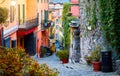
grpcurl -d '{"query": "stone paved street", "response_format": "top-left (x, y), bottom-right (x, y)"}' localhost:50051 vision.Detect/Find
top-left (34, 54), bottom-right (119, 76)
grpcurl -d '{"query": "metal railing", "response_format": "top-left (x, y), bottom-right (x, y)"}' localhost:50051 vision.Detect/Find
top-left (18, 17), bottom-right (38, 30)
top-left (41, 20), bottom-right (51, 31)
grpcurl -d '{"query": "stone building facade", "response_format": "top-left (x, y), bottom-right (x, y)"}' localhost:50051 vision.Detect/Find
top-left (79, 0), bottom-right (104, 58)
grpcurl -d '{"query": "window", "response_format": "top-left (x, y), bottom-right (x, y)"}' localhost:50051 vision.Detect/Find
top-left (56, 25), bottom-right (59, 29)
top-left (18, 4), bottom-right (20, 24)
top-left (12, 40), bottom-right (16, 48)
top-left (44, 10), bottom-right (48, 22)
top-left (23, 4), bottom-right (25, 23)
top-left (56, 34), bottom-right (59, 40)
top-left (56, 12), bottom-right (59, 16)
top-left (41, 10), bottom-right (43, 23)
top-left (20, 38), bottom-right (23, 46)
top-left (56, 19), bottom-right (59, 24)
top-left (10, 6), bottom-right (14, 22)
top-left (37, 0), bottom-right (39, 3)
top-left (37, 13), bottom-right (39, 23)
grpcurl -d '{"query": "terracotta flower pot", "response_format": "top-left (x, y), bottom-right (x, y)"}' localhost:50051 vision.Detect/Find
top-left (61, 59), bottom-right (68, 64)
top-left (40, 54), bottom-right (44, 58)
top-left (92, 61), bottom-right (101, 71)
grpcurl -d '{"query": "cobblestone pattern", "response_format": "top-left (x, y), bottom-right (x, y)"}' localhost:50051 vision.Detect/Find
top-left (35, 54), bottom-right (118, 76)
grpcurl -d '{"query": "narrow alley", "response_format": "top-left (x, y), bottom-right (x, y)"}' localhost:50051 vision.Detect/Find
top-left (35, 54), bottom-right (118, 76)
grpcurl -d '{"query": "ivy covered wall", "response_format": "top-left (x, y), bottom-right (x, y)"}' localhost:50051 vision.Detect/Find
top-left (79, 0), bottom-right (120, 58)
top-left (79, 0), bottom-right (104, 58)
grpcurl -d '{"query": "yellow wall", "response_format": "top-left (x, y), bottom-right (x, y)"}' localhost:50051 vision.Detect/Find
top-left (48, 11), bottom-right (52, 21)
top-left (26, 0), bottom-right (37, 19)
top-left (17, 0), bottom-right (26, 23)
top-left (0, 0), bottom-right (26, 30)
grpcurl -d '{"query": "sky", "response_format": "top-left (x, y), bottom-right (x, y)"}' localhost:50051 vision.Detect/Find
top-left (54, 0), bottom-right (69, 3)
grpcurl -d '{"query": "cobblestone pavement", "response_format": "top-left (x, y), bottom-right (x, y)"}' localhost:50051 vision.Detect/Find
top-left (34, 54), bottom-right (119, 76)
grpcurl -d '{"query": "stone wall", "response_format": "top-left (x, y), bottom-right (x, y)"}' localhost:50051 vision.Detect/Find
top-left (79, 0), bottom-right (104, 58)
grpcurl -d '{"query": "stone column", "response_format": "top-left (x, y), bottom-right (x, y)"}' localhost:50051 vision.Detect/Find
top-left (69, 28), bottom-right (74, 63)
top-left (73, 29), bottom-right (80, 62)
top-left (69, 28), bottom-right (80, 63)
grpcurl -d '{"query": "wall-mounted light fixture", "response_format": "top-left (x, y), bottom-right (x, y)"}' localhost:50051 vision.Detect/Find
top-left (10, 0), bottom-right (16, 6)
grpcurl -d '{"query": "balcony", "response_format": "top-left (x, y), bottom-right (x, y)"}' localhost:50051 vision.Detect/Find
top-left (18, 17), bottom-right (38, 30)
top-left (41, 20), bottom-right (51, 31)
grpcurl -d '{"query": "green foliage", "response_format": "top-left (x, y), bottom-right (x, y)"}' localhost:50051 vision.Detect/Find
top-left (40, 46), bottom-right (46, 54)
top-left (98, 0), bottom-right (120, 53)
top-left (0, 47), bottom-right (59, 76)
top-left (85, 56), bottom-right (92, 65)
top-left (85, 0), bottom-right (97, 30)
top-left (90, 45), bottom-right (102, 61)
top-left (0, 7), bottom-right (8, 24)
top-left (56, 50), bottom-right (69, 60)
top-left (62, 3), bottom-right (71, 49)
top-left (62, 3), bottom-right (71, 21)
top-left (91, 0), bottom-right (97, 29)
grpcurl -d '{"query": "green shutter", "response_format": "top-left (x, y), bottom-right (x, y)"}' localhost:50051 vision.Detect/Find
top-left (44, 10), bottom-right (48, 22)
top-left (23, 4), bottom-right (25, 23)
top-left (10, 6), bottom-right (12, 23)
top-left (18, 4), bottom-right (20, 24)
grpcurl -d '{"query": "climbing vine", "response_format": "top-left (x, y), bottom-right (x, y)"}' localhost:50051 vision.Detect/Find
top-left (85, 0), bottom-right (97, 30)
top-left (62, 3), bottom-right (71, 49)
top-left (91, 0), bottom-right (97, 29)
top-left (98, 0), bottom-right (120, 53)
top-left (84, 0), bottom-right (120, 53)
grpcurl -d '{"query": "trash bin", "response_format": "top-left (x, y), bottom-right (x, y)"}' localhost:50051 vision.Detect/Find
top-left (101, 51), bottom-right (113, 72)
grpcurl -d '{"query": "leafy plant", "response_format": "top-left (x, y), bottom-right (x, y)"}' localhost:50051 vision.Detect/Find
top-left (0, 7), bottom-right (8, 24)
top-left (98, 0), bottom-right (120, 54)
top-left (56, 50), bottom-right (69, 60)
top-left (90, 45), bottom-right (102, 61)
top-left (40, 46), bottom-right (46, 55)
top-left (0, 47), bottom-right (59, 76)
top-left (62, 3), bottom-right (71, 49)
top-left (85, 0), bottom-right (97, 30)
top-left (85, 56), bottom-right (92, 65)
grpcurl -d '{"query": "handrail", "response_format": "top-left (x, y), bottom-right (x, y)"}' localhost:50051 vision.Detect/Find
top-left (18, 17), bottom-right (38, 30)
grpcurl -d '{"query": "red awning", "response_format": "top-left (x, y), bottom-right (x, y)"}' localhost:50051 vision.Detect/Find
top-left (17, 27), bottom-right (37, 36)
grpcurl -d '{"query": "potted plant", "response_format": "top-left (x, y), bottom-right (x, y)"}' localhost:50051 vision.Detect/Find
top-left (56, 50), bottom-right (69, 64)
top-left (90, 45), bottom-right (102, 71)
top-left (40, 46), bottom-right (46, 58)
top-left (85, 56), bottom-right (92, 65)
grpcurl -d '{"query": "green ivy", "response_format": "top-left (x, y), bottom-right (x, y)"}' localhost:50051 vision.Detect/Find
top-left (62, 3), bottom-right (71, 49)
top-left (91, 0), bottom-right (97, 29)
top-left (85, 0), bottom-right (97, 30)
top-left (98, 0), bottom-right (120, 53)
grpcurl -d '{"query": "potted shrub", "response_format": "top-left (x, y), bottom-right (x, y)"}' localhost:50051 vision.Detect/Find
top-left (40, 46), bottom-right (46, 58)
top-left (56, 50), bottom-right (69, 64)
top-left (90, 45), bottom-right (102, 71)
top-left (0, 47), bottom-right (59, 76)
top-left (85, 56), bottom-right (92, 65)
